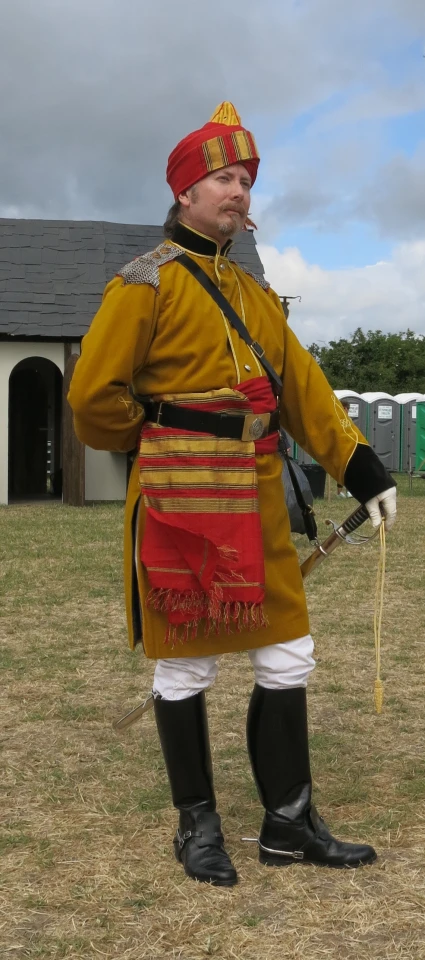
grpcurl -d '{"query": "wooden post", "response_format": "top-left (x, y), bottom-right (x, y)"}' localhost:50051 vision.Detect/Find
top-left (62, 344), bottom-right (85, 506)
top-left (280, 297), bottom-right (289, 319)
top-left (327, 472), bottom-right (331, 501)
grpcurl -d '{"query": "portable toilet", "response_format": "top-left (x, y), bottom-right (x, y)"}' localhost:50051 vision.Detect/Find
top-left (334, 390), bottom-right (368, 438)
top-left (361, 393), bottom-right (400, 471)
top-left (280, 429), bottom-right (296, 459)
top-left (416, 401), bottom-right (425, 471)
top-left (295, 446), bottom-right (314, 466)
top-left (394, 393), bottom-right (425, 472)
top-left (297, 390), bottom-right (366, 463)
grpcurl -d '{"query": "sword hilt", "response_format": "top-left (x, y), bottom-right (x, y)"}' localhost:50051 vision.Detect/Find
top-left (339, 504), bottom-right (369, 535)
top-left (328, 503), bottom-right (378, 546)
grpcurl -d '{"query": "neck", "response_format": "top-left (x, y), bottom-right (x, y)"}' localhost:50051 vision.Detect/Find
top-left (170, 221), bottom-right (234, 257)
top-left (178, 216), bottom-right (236, 249)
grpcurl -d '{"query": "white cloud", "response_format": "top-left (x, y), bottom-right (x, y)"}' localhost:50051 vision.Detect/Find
top-left (356, 146), bottom-right (425, 239)
top-left (258, 240), bottom-right (425, 345)
top-left (0, 0), bottom-right (423, 228)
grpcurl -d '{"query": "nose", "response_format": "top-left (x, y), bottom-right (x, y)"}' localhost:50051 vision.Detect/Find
top-left (230, 180), bottom-right (245, 201)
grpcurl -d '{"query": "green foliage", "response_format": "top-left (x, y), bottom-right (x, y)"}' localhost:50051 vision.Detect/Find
top-left (308, 328), bottom-right (425, 393)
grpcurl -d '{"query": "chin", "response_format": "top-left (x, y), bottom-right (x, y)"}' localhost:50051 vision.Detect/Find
top-left (217, 219), bottom-right (240, 237)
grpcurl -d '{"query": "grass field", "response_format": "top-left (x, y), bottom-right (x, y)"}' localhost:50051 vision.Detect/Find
top-left (1, 475), bottom-right (425, 959)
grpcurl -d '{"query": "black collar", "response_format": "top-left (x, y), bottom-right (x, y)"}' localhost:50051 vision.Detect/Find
top-left (171, 221), bottom-right (233, 257)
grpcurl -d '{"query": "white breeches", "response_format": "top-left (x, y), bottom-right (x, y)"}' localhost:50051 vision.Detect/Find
top-left (153, 635), bottom-right (315, 701)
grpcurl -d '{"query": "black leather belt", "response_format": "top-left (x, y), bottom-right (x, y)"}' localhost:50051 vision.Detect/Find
top-left (141, 399), bottom-right (280, 442)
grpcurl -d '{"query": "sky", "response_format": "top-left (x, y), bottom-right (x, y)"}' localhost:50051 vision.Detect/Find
top-left (1, 0), bottom-right (424, 346)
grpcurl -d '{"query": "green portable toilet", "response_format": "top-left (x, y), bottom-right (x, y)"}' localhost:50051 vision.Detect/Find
top-left (416, 402), bottom-right (425, 471)
top-left (394, 393), bottom-right (425, 471)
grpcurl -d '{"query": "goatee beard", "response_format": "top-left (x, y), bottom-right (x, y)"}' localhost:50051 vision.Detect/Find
top-left (217, 218), bottom-right (242, 237)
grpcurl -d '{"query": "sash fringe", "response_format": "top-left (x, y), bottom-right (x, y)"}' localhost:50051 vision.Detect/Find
top-left (146, 586), bottom-right (269, 646)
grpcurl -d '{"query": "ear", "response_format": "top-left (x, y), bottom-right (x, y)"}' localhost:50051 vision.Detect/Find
top-left (178, 190), bottom-right (191, 209)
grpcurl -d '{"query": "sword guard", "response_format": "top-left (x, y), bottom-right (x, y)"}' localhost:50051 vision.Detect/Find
top-left (325, 518), bottom-right (379, 545)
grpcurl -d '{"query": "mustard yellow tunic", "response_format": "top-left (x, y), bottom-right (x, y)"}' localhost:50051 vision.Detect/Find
top-left (68, 226), bottom-right (365, 659)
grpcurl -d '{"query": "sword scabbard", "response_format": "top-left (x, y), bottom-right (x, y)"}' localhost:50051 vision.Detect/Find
top-left (113, 694), bottom-right (154, 732)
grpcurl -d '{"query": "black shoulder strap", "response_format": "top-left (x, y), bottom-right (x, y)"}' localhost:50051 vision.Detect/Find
top-left (179, 253), bottom-right (283, 397)
top-left (178, 253), bottom-right (317, 542)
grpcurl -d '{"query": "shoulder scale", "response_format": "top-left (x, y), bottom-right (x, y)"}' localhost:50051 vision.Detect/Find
top-left (118, 242), bottom-right (184, 290)
top-left (229, 259), bottom-right (270, 292)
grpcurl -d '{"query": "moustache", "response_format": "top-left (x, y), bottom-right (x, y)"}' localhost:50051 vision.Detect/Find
top-left (219, 206), bottom-right (245, 216)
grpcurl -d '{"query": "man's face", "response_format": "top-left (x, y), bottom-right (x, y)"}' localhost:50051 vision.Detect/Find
top-left (178, 163), bottom-right (251, 244)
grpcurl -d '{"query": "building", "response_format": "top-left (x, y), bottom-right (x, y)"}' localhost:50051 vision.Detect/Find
top-left (0, 219), bottom-right (266, 505)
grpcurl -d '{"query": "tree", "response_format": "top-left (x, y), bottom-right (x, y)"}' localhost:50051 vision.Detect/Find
top-left (308, 329), bottom-right (425, 394)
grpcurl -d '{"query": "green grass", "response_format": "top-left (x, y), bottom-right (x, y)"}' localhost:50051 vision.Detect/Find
top-left (1, 487), bottom-right (425, 959)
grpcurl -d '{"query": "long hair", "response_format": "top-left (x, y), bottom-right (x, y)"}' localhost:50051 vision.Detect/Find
top-left (163, 200), bottom-right (181, 238)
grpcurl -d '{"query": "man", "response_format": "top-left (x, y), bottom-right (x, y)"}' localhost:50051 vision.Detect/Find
top-left (68, 103), bottom-right (396, 888)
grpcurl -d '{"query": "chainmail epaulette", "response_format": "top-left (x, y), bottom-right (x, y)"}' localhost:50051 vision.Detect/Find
top-left (229, 260), bottom-right (270, 292)
top-left (118, 242), bottom-right (185, 290)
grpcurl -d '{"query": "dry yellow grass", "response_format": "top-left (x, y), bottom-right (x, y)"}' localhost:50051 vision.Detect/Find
top-left (1, 477), bottom-right (425, 959)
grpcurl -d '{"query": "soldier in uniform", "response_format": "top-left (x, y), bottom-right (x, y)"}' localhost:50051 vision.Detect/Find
top-left (68, 103), bottom-right (396, 887)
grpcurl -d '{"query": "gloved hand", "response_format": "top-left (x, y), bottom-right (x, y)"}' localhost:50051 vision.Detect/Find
top-left (365, 487), bottom-right (397, 531)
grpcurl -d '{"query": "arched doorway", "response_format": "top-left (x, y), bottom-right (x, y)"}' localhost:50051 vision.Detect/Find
top-left (8, 357), bottom-right (63, 501)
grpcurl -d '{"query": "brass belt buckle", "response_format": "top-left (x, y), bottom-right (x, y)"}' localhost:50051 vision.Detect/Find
top-left (241, 412), bottom-right (271, 442)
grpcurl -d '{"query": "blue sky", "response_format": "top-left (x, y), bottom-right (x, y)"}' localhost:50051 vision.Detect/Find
top-left (0, 0), bottom-right (424, 343)
top-left (253, 65), bottom-right (425, 269)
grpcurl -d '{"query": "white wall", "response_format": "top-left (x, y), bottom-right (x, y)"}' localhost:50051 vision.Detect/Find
top-left (2, 340), bottom-right (128, 504)
top-left (85, 448), bottom-right (127, 501)
top-left (0, 341), bottom-right (64, 505)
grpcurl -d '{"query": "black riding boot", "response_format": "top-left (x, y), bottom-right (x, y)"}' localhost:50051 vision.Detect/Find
top-left (154, 691), bottom-right (237, 886)
top-left (247, 685), bottom-right (376, 868)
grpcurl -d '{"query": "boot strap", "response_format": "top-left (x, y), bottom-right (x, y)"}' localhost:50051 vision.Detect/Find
top-left (176, 827), bottom-right (224, 851)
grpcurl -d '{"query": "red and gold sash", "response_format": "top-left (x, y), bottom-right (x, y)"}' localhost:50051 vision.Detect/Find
top-left (139, 377), bottom-right (279, 645)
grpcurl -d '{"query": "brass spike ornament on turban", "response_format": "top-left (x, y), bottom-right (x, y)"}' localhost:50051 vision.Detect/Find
top-left (166, 102), bottom-right (260, 200)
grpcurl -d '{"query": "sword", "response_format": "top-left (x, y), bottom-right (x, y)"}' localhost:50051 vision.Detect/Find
top-left (300, 503), bottom-right (371, 579)
top-left (113, 693), bottom-right (154, 732)
top-left (113, 504), bottom-right (373, 731)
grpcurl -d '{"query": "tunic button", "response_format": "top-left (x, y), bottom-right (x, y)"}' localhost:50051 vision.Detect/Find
top-left (244, 364), bottom-right (251, 371)
top-left (219, 263), bottom-right (226, 271)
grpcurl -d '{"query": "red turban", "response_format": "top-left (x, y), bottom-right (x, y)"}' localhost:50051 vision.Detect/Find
top-left (166, 102), bottom-right (260, 200)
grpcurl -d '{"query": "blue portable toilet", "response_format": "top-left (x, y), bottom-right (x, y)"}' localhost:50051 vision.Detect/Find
top-left (361, 393), bottom-right (400, 472)
top-left (394, 393), bottom-right (425, 472)
top-left (334, 390), bottom-right (368, 439)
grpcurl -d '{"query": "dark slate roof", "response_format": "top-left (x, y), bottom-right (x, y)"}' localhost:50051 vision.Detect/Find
top-left (0, 219), bottom-right (265, 339)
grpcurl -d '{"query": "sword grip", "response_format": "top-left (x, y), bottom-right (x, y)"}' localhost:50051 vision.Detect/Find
top-left (340, 504), bottom-right (369, 535)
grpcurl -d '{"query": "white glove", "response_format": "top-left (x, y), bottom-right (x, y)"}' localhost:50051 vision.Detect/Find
top-left (365, 487), bottom-right (397, 531)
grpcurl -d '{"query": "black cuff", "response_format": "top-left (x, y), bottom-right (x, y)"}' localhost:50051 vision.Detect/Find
top-left (344, 443), bottom-right (396, 503)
